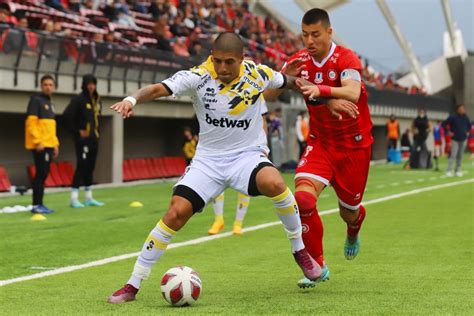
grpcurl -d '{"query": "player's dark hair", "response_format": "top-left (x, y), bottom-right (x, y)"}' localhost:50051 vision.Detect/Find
top-left (40, 74), bottom-right (55, 85)
top-left (302, 8), bottom-right (331, 27)
top-left (212, 32), bottom-right (244, 56)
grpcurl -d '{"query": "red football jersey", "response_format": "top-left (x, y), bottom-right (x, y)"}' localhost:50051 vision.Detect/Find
top-left (285, 43), bottom-right (373, 149)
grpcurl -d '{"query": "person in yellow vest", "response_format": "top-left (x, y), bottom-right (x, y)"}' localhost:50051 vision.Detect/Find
top-left (296, 110), bottom-right (309, 158)
top-left (25, 74), bottom-right (59, 214)
top-left (182, 126), bottom-right (197, 165)
top-left (386, 114), bottom-right (400, 150)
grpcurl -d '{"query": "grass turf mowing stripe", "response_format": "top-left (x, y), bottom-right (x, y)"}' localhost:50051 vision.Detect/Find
top-left (0, 178), bottom-right (472, 287)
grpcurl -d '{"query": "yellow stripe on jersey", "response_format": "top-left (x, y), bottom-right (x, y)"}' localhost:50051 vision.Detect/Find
top-left (256, 64), bottom-right (274, 81)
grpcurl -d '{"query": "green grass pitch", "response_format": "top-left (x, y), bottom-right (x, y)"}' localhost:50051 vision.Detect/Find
top-left (0, 157), bottom-right (472, 314)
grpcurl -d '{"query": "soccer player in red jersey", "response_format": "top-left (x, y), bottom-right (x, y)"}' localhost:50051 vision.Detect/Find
top-left (265, 8), bottom-right (373, 288)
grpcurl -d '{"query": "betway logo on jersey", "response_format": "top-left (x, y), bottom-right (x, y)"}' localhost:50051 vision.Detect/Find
top-left (205, 113), bottom-right (251, 130)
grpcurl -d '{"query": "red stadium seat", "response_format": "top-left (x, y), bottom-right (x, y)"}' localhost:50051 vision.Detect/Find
top-left (48, 162), bottom-right (64, 186)
top-left (123, 160), bottom-right (132, 181)
top-left (27, 165), bottom-right (56, 187)
top-left (0, 166), bottom-right (12, 192)
top-left (151, 157), bottom-right (168, 178)
top-left (162, 157), bottom-right (186, 177)
top-left (57, 161), bottom-right (74, 186)
top-left (156, 157), bottom-right (174, 178)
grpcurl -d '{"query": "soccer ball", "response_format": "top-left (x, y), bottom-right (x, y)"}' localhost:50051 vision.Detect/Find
top-left (160, 266), bottom-right (202, 306)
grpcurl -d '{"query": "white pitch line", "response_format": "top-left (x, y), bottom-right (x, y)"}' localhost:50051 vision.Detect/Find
top-left (390, 182), bottom-right (400, 186)
top-left (1, 178), bottom-right (472, 287)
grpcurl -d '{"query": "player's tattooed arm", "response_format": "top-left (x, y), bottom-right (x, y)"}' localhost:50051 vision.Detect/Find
top-left (110, 83), bottom-right (171, 118)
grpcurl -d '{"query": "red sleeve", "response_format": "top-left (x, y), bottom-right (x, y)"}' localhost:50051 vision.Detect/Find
top-left (338, 48), bottom-right (361, 72)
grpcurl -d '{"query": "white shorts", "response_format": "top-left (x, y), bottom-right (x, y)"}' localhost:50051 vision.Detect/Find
top-left (174, 150), bottom-right (273, 211)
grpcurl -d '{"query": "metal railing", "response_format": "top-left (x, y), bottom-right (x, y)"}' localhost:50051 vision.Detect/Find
top-left (0, 25), bottom-right (199, 93)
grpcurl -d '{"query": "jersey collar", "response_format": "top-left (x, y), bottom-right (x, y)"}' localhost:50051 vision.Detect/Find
top-left (311, 42), bottom-right (336, 68)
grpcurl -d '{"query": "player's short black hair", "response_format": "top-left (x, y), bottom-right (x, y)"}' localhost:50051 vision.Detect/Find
top-left (302, 8), bottom-right (331, 27)
top-left (40, 74), bottom-right (55, 85)
top-left (212, 32), bottom-right (244, 56)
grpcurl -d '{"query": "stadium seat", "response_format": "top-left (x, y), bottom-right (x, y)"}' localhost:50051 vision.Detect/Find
top-left (151, 157), bottom-right (168, 178)
top-left (163, 157), bottom-right (186, 177)
top-left (27, 165), bottom-right (56, 187)
top-left (48, 162), bottom-right (65, 186)
top-left (122, 160), bottom-right (132, 182)
top-left (156, 157), bottom-right (174, 178)
top-left (57, 161), bottom-right (74, 186)
top-left (0, 166), bottom-right (12, 192)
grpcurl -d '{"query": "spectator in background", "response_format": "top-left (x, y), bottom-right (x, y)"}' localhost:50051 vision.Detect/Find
top-left (63, 74), bottom-right (104, 208)
top-left (386, 114), bottom-right (400, 150)
top-left (401, 128), bottom-right (411, 153)
top-left (432, 120), bottom-right (444, 171)
top-left (45, 0), bottom-right (67, 12)
top-left (53, 21), bottom-right (70, 37)
top-left (401, 128), bottom-right (411, 170)
top-left (412, 108), bottom-right (431, 153)
top-left (444, 122), bottom-right (452, 157)
top-left (182, 126), bottom-right (197, 165)
top-left (173, 36), bottom-right (190, 57)
top-left (0, 8), bottom-right (17, 27)
top-left (116, 9), bottom-right (139, 29)
top-left (469, 123), bottom-right (474, 160)
top-left (1, 16), bottom-right (38, 55)
top-left (295, 111), bottom-right (309, 159)
top-left (25, 75), bottom-right (59, 214)
top-left (443, 104), bottom-right (471, 177)
top-left (268, 109), bottom-right (284, 168)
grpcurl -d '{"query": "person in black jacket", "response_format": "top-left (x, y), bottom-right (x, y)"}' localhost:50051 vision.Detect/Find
top-left (64, 74), bottom-right (104, 208)
top-left (443, 104), bottom-right (471, 177)
top-left (412, 108), bottom-right (431, 152)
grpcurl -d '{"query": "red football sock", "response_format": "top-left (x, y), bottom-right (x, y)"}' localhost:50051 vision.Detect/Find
top-left (347, 205), bottom-right (366, 237)
top-left (295, 191), bottom-right (324, 267)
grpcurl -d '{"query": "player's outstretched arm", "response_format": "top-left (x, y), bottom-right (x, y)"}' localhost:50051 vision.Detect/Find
top-left (110, 83), bottom-right (172, 118)
top-left (263, 58), bottom-right (306, 101)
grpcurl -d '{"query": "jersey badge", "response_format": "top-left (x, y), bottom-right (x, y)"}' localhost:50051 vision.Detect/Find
top-left (328, 70), bottom-right (338, 81)
top-left (315, 72), bottom-right (323, 84)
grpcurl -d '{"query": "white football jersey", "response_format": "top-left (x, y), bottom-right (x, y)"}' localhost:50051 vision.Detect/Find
top-left (162, 56), bottom-right (285, 157)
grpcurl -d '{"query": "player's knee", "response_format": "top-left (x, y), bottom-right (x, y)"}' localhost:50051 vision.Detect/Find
top-left (164, 199), bottom-right (193, 230)
top-left (264, 179), bottom-right (287, 197)
top-left (295, 191), bottom-right (317, 216)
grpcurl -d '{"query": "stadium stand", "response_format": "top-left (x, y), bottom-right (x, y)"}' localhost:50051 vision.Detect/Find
top-left (26, 161), bottom-right (74, 187)
top-left (0, 0), bottom-right (416, 93)
top-left (123, 156), bottom-right (187, 182)
top-left (0, 165), bottom-right (12, 192)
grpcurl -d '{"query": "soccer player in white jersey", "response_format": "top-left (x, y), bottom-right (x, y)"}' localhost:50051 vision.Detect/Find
top-left (107, 33), bottom-right (321, 304)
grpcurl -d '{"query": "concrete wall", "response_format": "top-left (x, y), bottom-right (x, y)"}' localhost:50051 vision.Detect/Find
top-left (0, 83), bottom-right (194, 186)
